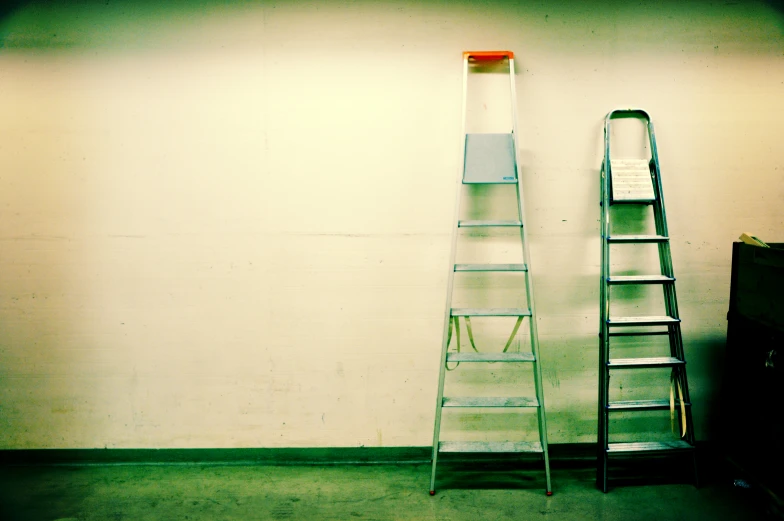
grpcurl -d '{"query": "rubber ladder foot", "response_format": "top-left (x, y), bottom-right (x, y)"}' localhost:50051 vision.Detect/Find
top-left (429, 490), bottom-right (435, 496)
top-left (546, 491), bottom-right (553, 496)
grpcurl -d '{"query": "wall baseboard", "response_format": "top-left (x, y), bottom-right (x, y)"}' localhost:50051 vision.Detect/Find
top-left (0, 442), bottom-right (717, 467)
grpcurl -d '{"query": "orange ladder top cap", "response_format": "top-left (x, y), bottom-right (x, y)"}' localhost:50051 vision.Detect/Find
top-left (463, 50), bottom-right (514, 61)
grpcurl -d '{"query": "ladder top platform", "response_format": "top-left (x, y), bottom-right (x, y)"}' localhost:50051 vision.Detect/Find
top-left (610, 159), bottom-right (655, 202)
top-left (463, 133), bottom-right (517, 184)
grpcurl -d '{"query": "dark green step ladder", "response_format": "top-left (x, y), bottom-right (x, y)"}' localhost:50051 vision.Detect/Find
top-left (598, 109), bottom-right (698, 492)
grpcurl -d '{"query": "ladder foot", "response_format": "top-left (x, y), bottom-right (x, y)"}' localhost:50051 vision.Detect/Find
top-left (546, 491), bottom-right (553, 496)
top-left (429, 490), bottom-right (435, 496)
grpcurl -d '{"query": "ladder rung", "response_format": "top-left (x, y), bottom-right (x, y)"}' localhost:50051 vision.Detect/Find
top-left (608, 356), bottom-right (685, 369)
top-left (455, 263), bottom-right (527, 272)
top-left (606, 441), bottom-right (694, 454)
top-left (464, 179), bottom-right (518, 185)
top-left (607, 275), bottom-right (675, 285)
top-left (608, 316), bottom-right (680, 327)
top-left (611, 199), bottom-right (655, 205)
top-left (439, 441), bottom-right (543, 453)
top-left (452, 308), bottom-right (531, 317)
top-left (607, 235), bottom-right (669, 243)
top-left (459, 220), bottom-right (522, 228)
top-left (609, 331), bottom-right (670, 337)
top-left (607, 399), bottom-right (690, 411)
top-left (442, 397), bottom-right (539, 408)
top-left (447, 352), bottom-right (535, 363)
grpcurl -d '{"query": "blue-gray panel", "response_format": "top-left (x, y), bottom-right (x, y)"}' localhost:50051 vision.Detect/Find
top-left (463, 133), bottom-right (517, 184)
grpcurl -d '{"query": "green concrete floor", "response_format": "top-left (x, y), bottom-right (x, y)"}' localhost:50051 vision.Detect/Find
top-left (0, 460), bottom-right (774, 520)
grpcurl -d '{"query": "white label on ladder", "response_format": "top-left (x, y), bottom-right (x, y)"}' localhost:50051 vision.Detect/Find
top-left (610, 159), bottom-right (655, 202)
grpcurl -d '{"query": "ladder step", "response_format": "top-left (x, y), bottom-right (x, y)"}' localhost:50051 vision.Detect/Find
top-left (439, 441), bottom-right (543, 453)
top-left (607, 275), bottom-right (675, 285)
top-left (611, 199), bottom-right (656, 205)
top-left (455, 263), bottom-right (527, 272)
top-left (608, 356), bottom-right (685, 369)
top-left (459, 220), bottom-right (522, 228)
top-left (609, 331), bottom-right (670, 337)
top-left (610, 159), bottom-right (656, 203)
top-left (447, 352), bottom-right (535, 363)
top-left (607, 234), bottom-right (669, 243)
top-left (606, 441), bottom-right (694, 454)
top-left (452, 308), bottom-right (531, 317)
top-left (607, 399), bottom-right (690, 411)
top-left (608, 316), bottom-right (680, 327)
top-left (443, 396), bottom-right (539, 408)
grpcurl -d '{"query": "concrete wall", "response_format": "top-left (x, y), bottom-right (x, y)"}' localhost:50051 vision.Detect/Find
top-left (0, 0), bottom-right (782, 449)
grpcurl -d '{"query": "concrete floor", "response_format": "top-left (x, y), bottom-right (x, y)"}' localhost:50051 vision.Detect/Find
top-left (0, 460), bottom-right (775, 521)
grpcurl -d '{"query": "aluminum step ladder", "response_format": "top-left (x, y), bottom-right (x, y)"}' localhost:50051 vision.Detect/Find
top-left (429, 50), bottom-right (551, 496)
top-left (598, 109), bottom-right (698, 492)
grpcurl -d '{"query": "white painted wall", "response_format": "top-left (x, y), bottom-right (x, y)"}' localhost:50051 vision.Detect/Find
top-left (0, 0), bottom-right (782, 449)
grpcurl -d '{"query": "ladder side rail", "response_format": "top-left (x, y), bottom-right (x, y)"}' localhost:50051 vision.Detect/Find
top-left (650, 170), bottom-right (672, 277)
top-left (599, 161), bottom-right (610, 395)
top-left (509, 57), bottom-right (552, 494)
top-left (645, 118), bottom-right (694, 440)
top-left (598, 115), bottom-right (616, 491)
top-left (667, 322), bottom-right (681, 360)
top-left (601, 115), bottom-right (614, 332)
top-left (673, 332), bottom-right (697, 444)
top-left (646, 117), bottom-right (670, 241)
top-left (646, 164), bottom-right (680, 342)
top-left (647, 118), bottom-right (697, 454)
top-left (598, 161), bottom-right (611, 492)
top-left (429, 55), bottom-right (470, 494)
top-left (649, 194), bottom-right (679, 320)
top-left (647, 118), bottom-right (697, 449)
top-left (601, 120), bottom-right (614, 353)
top-left (671, 346), bottom-right (697, 449)
top-left (646, 119), bottom-right (681, 321)
top-left (648, 160), bottom-right (679, 321)
top-left (602, 115), bottom-right (616, 328)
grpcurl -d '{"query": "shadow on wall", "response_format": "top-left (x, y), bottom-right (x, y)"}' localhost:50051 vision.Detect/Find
top-left (687, 333), bottom-right (730, 449)
top-left (0, 73), bottom-right (95, 446)
top-left (762, 0), bottom-right (784, 31)
top-left (768, 0), bottom-right (784, 13)
top-left (0, 0), bottom-right (262, 48)
top-left (0, 1), bottom-right (26, 22)
top-left (4, 0), bottom-right (784, 52)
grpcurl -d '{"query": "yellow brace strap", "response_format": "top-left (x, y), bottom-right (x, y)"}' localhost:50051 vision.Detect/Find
top-left (446, 316), bottom-right (525, 370)
top-left (464, 317), bottom-right (480, 353)
top-left (670, 370), bottom-right (687, 438)
top-left (446, 317), bottom-right (461, 371)
top-left (502, 317), bottom-right (525, 353)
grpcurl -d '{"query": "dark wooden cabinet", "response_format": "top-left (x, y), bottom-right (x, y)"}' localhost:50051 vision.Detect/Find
top-left (724, 242), bottom-right (784, 496)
